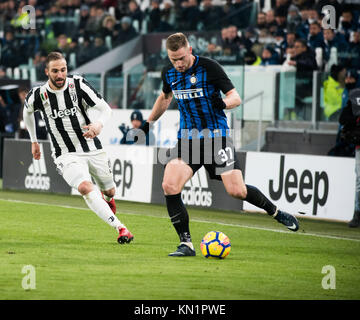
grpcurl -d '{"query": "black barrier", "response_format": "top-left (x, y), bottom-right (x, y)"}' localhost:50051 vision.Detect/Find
top-left (151, 149), bottom-right (247, 212)
top-left (0, 133), bottom-right (15, 178)
top-left (2, 139), bottom-right (71, 194)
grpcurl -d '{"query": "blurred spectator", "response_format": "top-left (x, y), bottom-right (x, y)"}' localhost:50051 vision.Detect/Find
top-left (199, 0), bottom-right (223, 31)
top-left (161, 0), bottom-right (176, 31)
top-left (308, 21), bottom-right (325, 52)
top-left (281, 45), bottom-right (296, 71)
top-left (78, 4), bottom-right (90, 37)
top-left (265, 9), bottom-right (278, 35)
top-left (84, 4), bottom-right (106, 38)
top-left (0, 30), bottom-right (24, 68)
top-left (221, 25), bottom-right (241, 56)
top-left (338, 10), bottom-right (359, 42)
top-left (32, 50), bottom-right (47, 81)
top-left (339, 87), bottom-right (360, 227)
top-left (76, 36), bottom-right (93, 66)
top-left (147, 0), bottom-right (162, 32)
top-left (256, 12), bottom-right (267, 32)
top-left (288, 38), bottom-right (318, 119)
top-left (239, 27), bottom-right (258, 51)
top-left (282, 31), bottom-right (296, 52)
top-left (119, 110), bottom-right (155, 145)
top-left (91, 36), bottom-right (109, 58)
top-left (114, 16), bottom-right (138, 47)
top-left (286, 4), bottom-right (301, 33)
top-left (179, 0), bottom-right (201, 31)
top-left (56, 34), bottom-right (74, 57)
top-left (100, 15), bottom-right (118, 41)
top-left (289, 38), bottom-right (317, 72)
top-left (0, 87), bottom-right (20, 135)
top-left (296, 6), bottom-right (310, 39)
top-left (128, 0), bottom-right (144, 31)
top-left (323, 29), bottom-right (348, 63)
top-left (274, 7), bottom-right (288, 33)
top-left (323, 64), bottom-right (346, 121)
top-left (347, 30), bottom-right (360, 71)
top-left (0, 66), bottom-right (9, 80)
top-left (225, 0), bottom-right (250, 29)
top-left (261, 45), bottom-right (280, 65)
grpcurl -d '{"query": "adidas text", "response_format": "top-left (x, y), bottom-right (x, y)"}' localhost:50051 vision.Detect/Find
top-left (181, 187), bottom-right (212, 207)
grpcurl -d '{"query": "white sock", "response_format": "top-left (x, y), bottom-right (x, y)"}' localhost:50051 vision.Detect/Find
top-left (83, 190), bottom-right (124, 230)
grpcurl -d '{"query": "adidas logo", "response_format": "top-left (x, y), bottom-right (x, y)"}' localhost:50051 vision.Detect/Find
top-left (24, 143), bottom-right (50, 190)
top-left (181, 167), bottom-right (212, 207)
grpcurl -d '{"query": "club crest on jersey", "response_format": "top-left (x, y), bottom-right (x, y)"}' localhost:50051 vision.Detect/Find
top-left (70, 91), bottom-right (77, 103)
top-left (190, 75), bottom-right (197, 84)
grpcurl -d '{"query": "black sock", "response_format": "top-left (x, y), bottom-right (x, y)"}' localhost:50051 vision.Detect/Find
top-left (165, 193), bottom-right (192, 243)
top-left (245, 184), bottom-right (277, 216)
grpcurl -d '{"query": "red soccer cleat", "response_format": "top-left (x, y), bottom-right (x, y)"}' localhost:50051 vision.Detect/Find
top-left (102, 192), bottom-right (116, 215)
top-left (117, 227), bottom-right (134, 244)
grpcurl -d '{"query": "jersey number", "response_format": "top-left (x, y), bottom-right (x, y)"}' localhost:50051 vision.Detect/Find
top-left (218, 147), bottom-right (233, 163)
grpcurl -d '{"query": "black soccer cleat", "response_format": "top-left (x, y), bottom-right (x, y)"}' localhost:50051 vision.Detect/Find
top-left (273, 210), bottom-right (299, 232)
top-left (168, 243), bottom-right (196, 257)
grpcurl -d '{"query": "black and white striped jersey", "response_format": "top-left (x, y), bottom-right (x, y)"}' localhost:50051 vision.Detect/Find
top-left (24, 75), bottom-right (106, 158)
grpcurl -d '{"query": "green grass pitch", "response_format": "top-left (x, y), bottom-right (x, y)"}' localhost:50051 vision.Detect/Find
top-left (0, 189), bottom-right (359, 300)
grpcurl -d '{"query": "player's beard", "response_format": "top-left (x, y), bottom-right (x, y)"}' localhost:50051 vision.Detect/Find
top-left (49, 75), bottom-right (66, 89)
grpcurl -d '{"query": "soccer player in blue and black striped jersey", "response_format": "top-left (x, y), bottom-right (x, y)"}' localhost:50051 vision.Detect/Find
top-left (142, 33), bottom-right (299, 256)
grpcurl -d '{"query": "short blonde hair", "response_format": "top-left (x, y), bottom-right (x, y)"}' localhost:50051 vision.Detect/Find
top-left (166, 33), bottom-right (189, 51)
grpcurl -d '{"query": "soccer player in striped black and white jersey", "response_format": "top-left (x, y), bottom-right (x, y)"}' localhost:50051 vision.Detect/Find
top-left (23, 52), bottom-right (134, 244)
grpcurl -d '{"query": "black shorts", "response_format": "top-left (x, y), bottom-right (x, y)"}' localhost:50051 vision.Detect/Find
top-left (166, 136), bottom-right (241, 180)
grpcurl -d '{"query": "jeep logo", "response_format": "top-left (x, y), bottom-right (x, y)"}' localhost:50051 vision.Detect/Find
top-left (269, 155), bottom-right (329, 215)
top-left (50, 106), bottom-right (77, 119)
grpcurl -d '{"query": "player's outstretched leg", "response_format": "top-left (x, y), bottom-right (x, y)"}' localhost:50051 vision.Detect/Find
top-left (80, 182), bottom-right (134, 243)
top-left (221, 171), bottom-right (299, 232)
top-left (245, 185), bottom-right (299, 232)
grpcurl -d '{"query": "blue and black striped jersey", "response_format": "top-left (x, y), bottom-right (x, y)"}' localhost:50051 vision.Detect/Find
top-left (161, 55), bottom-right (235, 139)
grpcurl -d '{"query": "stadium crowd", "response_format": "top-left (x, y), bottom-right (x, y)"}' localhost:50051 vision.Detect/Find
top-left (1, 0), bottom-right (360, 136)
top-left (0, 0), bottom-right (359, 71)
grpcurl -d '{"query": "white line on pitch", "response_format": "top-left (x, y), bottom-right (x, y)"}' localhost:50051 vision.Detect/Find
top-left (1, 198), bottom-right (360, 243)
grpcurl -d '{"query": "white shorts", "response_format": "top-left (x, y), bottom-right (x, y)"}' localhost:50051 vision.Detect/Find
top-left (54, 151), bottom-right (115, 191)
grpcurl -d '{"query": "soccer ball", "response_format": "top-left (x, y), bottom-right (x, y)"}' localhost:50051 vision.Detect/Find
top-left (200, 231), bottom-right (231, 259)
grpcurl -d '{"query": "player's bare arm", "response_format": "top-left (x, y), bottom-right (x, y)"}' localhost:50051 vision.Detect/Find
top-left (147, 91), bottom-right (173, 122)
top-left (223, 88), bottom-right (242, 110)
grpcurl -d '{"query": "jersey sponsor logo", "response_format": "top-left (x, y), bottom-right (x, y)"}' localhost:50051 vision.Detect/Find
top-left (50, 106), bottom-right (77, 119)
top-left (181, 167), bottom-right (212, 207)
top-left (173, 88), bottom-right (204, 100)
top-left (24, 143), bottom-right (50, 190)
